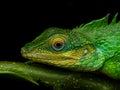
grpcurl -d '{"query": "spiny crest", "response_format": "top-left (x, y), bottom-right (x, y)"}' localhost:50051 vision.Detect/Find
top-left (74, 13), bottom-right (118, 31)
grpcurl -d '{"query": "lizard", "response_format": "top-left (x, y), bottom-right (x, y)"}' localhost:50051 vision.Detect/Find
top-left (21, 14), bottom-right (120, 80)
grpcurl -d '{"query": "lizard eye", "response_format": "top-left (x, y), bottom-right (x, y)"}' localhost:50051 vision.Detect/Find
top-left (50, 36), bottom-right (66, 51)
top-left (54, 42), bottom-right (63, 49)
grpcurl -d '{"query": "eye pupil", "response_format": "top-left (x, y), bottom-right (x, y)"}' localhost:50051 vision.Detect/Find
top-left (54, 42), bottom-right (63, 48)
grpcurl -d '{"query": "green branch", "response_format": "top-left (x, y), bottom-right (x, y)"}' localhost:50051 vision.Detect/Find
top-left (0, 61), bottom-right (119, 90)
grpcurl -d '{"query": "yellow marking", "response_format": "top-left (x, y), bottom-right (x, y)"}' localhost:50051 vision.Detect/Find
top-left (28, 45), bottom-right (95, 66)
top-left (49, 35), bottom-right (66, 47)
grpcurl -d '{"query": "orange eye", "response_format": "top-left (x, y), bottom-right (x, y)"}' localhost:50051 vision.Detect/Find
top-left (50, 36), bottom-right (66, 51)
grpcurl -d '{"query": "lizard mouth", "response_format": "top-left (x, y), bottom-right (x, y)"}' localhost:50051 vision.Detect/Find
top-left (21, 44), bottom-right (100, 69)
top-left (21, 48), bottom-right (79, 66)
top-left (21, 44), bottom-right (97, 67)
top-left (21, 46), bottom-right (80, 61)
top-left (22, 53), bottom-right (78, 61)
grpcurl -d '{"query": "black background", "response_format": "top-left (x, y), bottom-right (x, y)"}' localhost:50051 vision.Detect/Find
top-left (0, 0), bottom-right (120, 61)
top-left (0, 0), bottom-right (120, 89)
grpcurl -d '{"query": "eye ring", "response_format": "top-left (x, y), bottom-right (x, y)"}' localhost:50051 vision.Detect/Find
top-left (50, 36), bottom-right (66, 51)
top-left (52, 41), bottom-right (65, 51)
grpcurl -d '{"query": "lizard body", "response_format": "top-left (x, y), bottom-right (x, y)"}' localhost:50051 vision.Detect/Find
top-left (21, 14), bottom-right (120, 79)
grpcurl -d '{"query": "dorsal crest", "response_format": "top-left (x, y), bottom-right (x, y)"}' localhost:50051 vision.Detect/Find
top-left (74, 13), bottom-right (119, 31)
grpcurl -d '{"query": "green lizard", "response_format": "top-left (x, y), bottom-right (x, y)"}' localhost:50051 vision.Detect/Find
top-left (0, 14), bottom-right (119, 89)
top-left (21, 14), bottom-right (120, 80)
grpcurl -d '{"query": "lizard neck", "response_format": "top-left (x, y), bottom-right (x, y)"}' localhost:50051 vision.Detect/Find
top-left (91, 24), bottom-right (120, 60)
top-left (74, 23), bottom-right (120, 60)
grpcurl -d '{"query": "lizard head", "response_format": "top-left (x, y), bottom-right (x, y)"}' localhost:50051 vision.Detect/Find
top-left (21, 27), bottom-right (105, 71)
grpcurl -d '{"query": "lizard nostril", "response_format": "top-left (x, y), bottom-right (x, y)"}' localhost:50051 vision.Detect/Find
top-left (21, 46), bottom-right (35, 54)
top-left (21, 47), bottom-right (26, 53)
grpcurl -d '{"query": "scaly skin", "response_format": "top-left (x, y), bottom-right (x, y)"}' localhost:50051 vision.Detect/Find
top-left (21, 14), bottom-right (120, 79)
